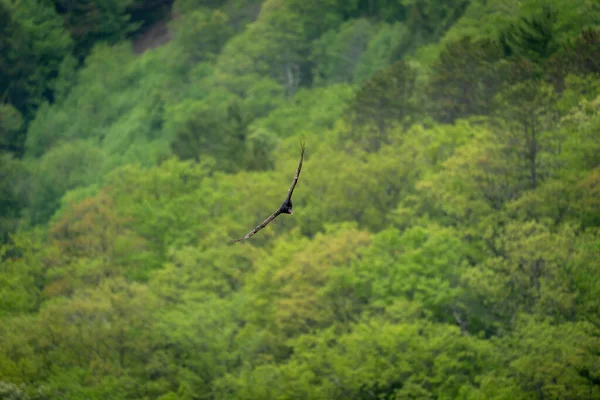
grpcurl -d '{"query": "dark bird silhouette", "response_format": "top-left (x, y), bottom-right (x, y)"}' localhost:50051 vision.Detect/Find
top-left (231, 142), bottom-right (305, 243)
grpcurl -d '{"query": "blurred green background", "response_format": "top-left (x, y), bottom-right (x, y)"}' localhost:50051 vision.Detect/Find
top-left (0, 0), bottom-right (599, 398)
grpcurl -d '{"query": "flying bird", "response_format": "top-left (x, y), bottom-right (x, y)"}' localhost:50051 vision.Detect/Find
top-left (231, 142), bottom-right (305, 243)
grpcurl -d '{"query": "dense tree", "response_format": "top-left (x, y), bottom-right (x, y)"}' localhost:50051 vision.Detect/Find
top-left (558, 90), bottom-right (600, 173)
top-left (547, 28), bottom-right (600, 91)
top-left (0, 101), bottom-right (25, 156)
top-left (353, 21), bottom-right (411, 82)
top-left (1, 0), bottom-right (599, 398)
top-left (0, 154), bottom-right (29, 243)
top-left (345, 60), bottom-right (418, 151)
top-left (26, 140), bottom-right (105, 225)
top-left (500, 4), bottom-right (559, 60)
top-left (51, 0), bottom-right (171, 58)
top-left (401, 0), bottom-right (471, 45)
top-left (427, 36), bottom-right (507, 122)
top-left (168, 100), bottom-right (243, 169)
top-left (0, 229), bottom-right (48, 314)
top-left (171, 8), bottom-right (233, 64)
top-left (0, 0), bottom-right (72, 120)
top-left (492, 80), bottom-right (560, 190)
top-left (310, 19), bottom-right (375, 86)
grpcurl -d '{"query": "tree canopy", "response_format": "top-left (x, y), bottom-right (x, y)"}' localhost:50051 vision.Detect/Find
top-left (1, 0), bottom-right (599, 398)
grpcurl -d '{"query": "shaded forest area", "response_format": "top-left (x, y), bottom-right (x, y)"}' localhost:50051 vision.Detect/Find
top-left (1, 0), bottom-right (600, 398)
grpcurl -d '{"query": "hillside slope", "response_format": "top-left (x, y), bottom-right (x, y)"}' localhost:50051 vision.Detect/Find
top-left (0, 0), bottom-right (599, 398)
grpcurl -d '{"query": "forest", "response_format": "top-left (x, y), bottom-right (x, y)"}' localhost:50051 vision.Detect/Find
top-left (1, 0), bottom-right (599, 398)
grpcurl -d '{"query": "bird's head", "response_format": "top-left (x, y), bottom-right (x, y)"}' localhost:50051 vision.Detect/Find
top-left (280, 199), bottom-right (293, 215)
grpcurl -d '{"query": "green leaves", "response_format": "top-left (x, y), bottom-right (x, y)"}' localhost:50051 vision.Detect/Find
top-left (53, 0), bottom-right (142, 58)
top-left (167, 99), bottom-right (244, 171)
top-left (172, 9), bottom-right (233, 64)
top-left (428, 36), bottom-right (507, 122)
top-left (500, 4), bottom-right (560, 60)
top-left (353, 22), bottom-right (411, 82)
top-left (27, 140), bottom-right (105, 225)
top-left (1, 0), bottom-right (600, 398)
top-left (352, 225), bottom-right (469, 324)
top-left (488, 317), bottom-right (600, 399)
top-left (0, 0), bottom-right (72, 119)
top-left (0, 153), bottom-right (29, 242)
top-left (311, 19), bottom-right (375, 86)
top-left (345, 60), bottom-right (419, 151)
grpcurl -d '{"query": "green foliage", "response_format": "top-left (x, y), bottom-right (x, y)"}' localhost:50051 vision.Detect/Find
top-left (428, 36), bottom-right (507, 122)
top-left (558, 91), bottom-right (600, 173)
top-left (345, 60), bottom-right (419, 151)
top-left (0, 229), bottom-right (46, 315)
top-left (353, 225), bottom-right (469, 321)
top-left (487, 317), bottom-right (600, 399)
top-left (353, 21), bottom-right (411, 82)
top-left (445, 0), bottom-right (600, 46)
top-left (500, 4), bottom-right (560, 60)
top-left (1, 0), bottom-right (600, 398)
top-left (442, 0), bottom-right (522, 43)
top-left (0, 103), bottom-right (24, 155)
top-left (26, 43), bottom-right (141, 156)
top-left (101, 158), bottom-right (219, 258)
top-left (52, 0), bottom-right (147, 58)
top-left (519, 0), bottom-right (600, 42)
top-left (547, 28), bottom-right (600, 91)
top-left (250, 84), bottom-right (354, 138)
top-left (311, 18), bottom-right (375, 86)
top-left (463, 221), bottom-right (583, 324)
top-left (171, 8), bottom-right (233, 64)
top-left (215, 6), bottom-right (306, 96)
top-left (0, 154), bottom-right (29, 242)
top-left (26, 140), bottom-right (105, 226)
top-left (401, 0), bottom-right (471, 44)
top-left (245, 225), bottom-right (371, 335)
top-left (0, 0), bottom-right (72, 119)
top-left (167, 99), bottom-right (245, 171)
top-left (492, 80), bottom-right (560, 190)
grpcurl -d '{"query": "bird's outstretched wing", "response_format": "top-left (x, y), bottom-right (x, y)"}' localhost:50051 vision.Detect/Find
top-left (285, 141), bottom-right (305, 202)
top-left (230, 209), bottom-right (282, 243)
top-left (231, 142), bottom-right (306, 243)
